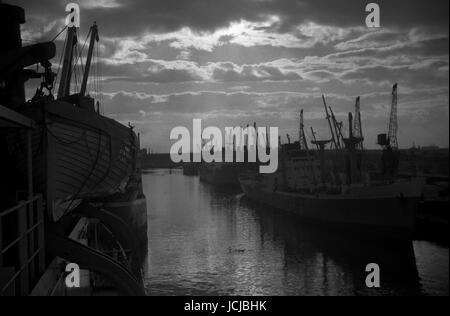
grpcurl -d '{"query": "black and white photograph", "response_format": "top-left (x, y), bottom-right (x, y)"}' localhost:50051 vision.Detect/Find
top-left (0, 0), bottom-right (448, 302)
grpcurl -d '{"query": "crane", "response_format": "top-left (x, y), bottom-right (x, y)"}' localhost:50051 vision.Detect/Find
top-left (377, 83), bottom-right (400, 182)
top-left (310, 127), bottom-right (320, 150)
top-left (353, 96), bottom-right (364, 150)
top-left (299, 109), bottom-right (318, 188)
top-left (299, 109), bottom-right (308, 150)
top-left (377, 83), bottom-right (398, 150)
top-left (388, 83), bottom-right (398, 149)
top-left (322, 95), bottom-right (338, 150)
top-left (329, 106), bottom-right (344, 150)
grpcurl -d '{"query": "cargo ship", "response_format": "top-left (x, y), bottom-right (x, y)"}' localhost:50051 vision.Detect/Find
top-left (240, 89), bottom-right (426, 240)
top-left (240, 172), bottom-right (425, 240)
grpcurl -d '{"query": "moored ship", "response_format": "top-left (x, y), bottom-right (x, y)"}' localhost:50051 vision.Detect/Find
top-left (240, 87), bottom-right (426, 240)
top-left (199, 162), bottom-right (241, 187)
top-left (8, 22), bottom-right (138, 222)
top-left (1, 1), bottom-right (146, 296)
top-left (240, 173), bottom-right (424, 239)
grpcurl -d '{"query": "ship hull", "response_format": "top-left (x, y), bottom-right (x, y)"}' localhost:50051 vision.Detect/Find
top-left (11, 100), bottom-right (137, 222)
top-left (240, 178), bottom-right (424, 240)
top-left (182, 163), bottom-right (200, 176)
top-left (199, 163), bottom-right (241, 188)
top-left (103, 195), bottom-right (148, 248)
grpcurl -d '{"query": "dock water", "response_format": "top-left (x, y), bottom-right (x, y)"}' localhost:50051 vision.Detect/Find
top-left (143, 169), bottom-right (448, 296)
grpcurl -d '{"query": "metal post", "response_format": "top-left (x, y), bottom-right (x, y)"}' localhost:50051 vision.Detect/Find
top-left (26, 129), bottom-right (35, 280)
top-left (254, 122), bottom-right (258, 159)
top-left (18, 204), bottom-right (29, 295)
top-left (36, 197), bottom-right (45, 275)
top-left (0, 216), bottom-right (3, 267)
top-left (27, 129), bottom-right (33, 199)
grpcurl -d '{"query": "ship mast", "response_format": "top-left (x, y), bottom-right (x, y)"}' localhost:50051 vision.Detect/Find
top-left (57, 27), bottom-right (77, 99)
top-left (80, 23), bottom-right (99, 97)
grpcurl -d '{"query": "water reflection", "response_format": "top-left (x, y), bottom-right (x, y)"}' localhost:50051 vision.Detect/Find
top-left (143, 169), bottom-right (443, 296)
top-left (247, 198), bottom-right (421, 296)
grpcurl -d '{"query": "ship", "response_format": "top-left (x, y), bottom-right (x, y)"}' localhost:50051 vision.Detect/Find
top-left (239, 89), bottom-right (426, 241)
top-left (7, 21), bottom-right (138, 222)
top-left (199, 162), bottom-right (242, 187)
top-left (1, 1), bottom-right (146, 296)
top-left (240, 172), bottom-right (425, 240)
top-left (198, 134), bottom-right (260, 188)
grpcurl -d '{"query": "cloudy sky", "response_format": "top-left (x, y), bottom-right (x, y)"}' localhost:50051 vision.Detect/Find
top-left (16, 0), bottom-right (449, 152)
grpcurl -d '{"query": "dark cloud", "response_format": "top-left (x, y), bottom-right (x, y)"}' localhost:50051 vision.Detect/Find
top-left (10, 0), bottom-right (448, 150)
top-left (13, 0), bottom-right (449, 37)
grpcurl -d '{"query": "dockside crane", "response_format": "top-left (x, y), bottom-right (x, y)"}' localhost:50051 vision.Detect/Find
top-left (378, 83), bottom-right (398, 150)
top-left (377, 83), bottom-right (400, 182)
top-left (310, 127), bottom-right (320, 150)
top-left (299, 109), bottom-right (309, 151)
top-left (329, 107), bottom-right (344, 150)
top-left (353, 96), bottom-right (364, 150)
top-left (388, 83), bottom-right (398, 150)
top-left (299, 109), bottom-right (318, 188)
top-left (322, 95), bottom-right (339, 150)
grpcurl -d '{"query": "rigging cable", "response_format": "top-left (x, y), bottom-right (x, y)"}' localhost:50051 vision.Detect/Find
top-left (53, 31), bottom-right (68, 93)
top-left (51, 25), bottom-right (68, 42)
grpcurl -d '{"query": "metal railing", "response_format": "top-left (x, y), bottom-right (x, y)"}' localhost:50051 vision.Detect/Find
top-left (0, 195), bottom-right (45, 296)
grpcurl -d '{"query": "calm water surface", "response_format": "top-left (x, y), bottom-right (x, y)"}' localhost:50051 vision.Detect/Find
top-left (142, 169), bottom-right (449, 296)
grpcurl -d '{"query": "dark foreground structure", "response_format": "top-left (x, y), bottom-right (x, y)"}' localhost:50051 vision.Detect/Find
top-left (0, 1), bottom-right (147, 296)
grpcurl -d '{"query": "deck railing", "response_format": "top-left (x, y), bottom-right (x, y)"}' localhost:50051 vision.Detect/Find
top-left (0, 195), bottom-right (45, 296)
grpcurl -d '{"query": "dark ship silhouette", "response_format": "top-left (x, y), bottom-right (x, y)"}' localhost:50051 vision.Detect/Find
top-left (1, 1), bottom-right (146, 296)
top-left (239, 87), bottom-right (425, 241)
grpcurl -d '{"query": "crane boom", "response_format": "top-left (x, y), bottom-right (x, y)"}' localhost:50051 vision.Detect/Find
top-left (299, 109), bottom-right (308, 150)
top-left (310, 127), bottom-right (320, 150)
top-left (377, 83), bottom-right (399, 150)
top-left (388, 83), bottom-right (398, 149)
top-left (329, 107), bottom-right (343, 150)
top-left (322, 95), bottom-right (338, 150)
top-left (353, 96), bottom-right (364, 150)
top-left (300, 109), bottom-right (318, 188)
